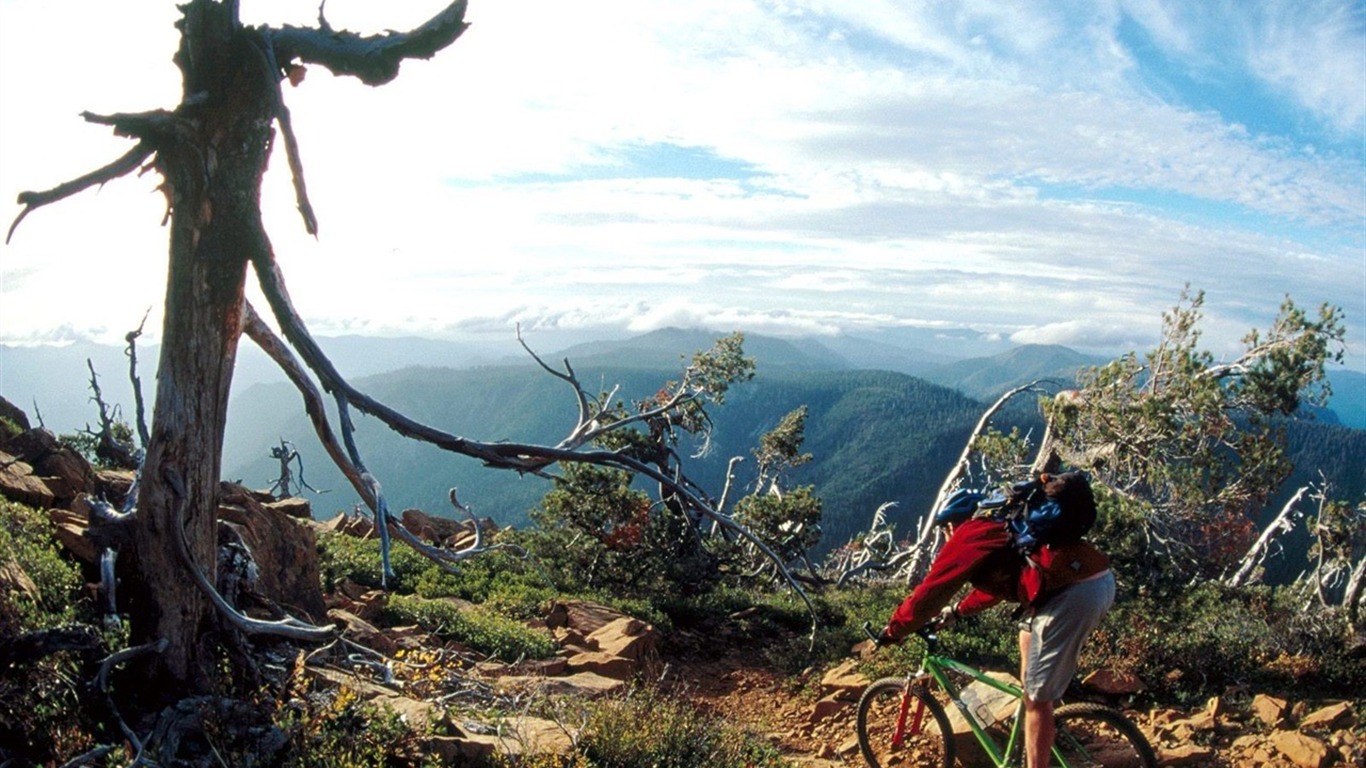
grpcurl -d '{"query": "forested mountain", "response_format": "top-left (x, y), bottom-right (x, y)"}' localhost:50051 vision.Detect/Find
top-left (224, 364), bottom-right (990, 554)
top-left (222, 331), bottom-right (1364, 561)
top-left (8, 328), bottom-right (1361, 561)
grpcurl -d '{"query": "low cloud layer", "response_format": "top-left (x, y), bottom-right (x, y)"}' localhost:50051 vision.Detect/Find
top-left (1, 0), bottom-right (1361, 370)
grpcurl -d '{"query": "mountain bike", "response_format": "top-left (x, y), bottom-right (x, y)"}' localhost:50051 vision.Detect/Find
top-left (855, 621), bottom-right (1158, 767)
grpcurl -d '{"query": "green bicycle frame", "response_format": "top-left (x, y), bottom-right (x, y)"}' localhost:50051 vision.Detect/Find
top-left (917, 652), bottom-right (1028, 766)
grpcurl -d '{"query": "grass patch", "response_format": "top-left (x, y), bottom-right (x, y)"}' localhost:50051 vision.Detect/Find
top-left (385, 594), bottom-right (557, 662)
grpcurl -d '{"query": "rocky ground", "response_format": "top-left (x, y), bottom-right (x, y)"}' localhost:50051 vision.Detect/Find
top-left (1, 398), bottom-right (1362, 767)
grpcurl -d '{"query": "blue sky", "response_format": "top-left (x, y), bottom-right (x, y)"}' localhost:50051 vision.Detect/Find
top-left (1, 0), bottom-right (1363, 376)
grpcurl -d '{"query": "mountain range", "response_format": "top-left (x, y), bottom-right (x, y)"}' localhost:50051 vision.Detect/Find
top-left (3, 328), bottom-right (1362, 560)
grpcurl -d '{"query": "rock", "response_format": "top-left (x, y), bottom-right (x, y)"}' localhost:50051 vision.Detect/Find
top-left (1161, 743), bottom-right (1218, 766)
top-left (565, 649), bottom-right (637, 680)
top-left (218, 483), bottom-right (327, 622)
top-left (944, 672), bottom-right (1019, 735)
top-left (33, 447), bottom-right (96, 505)
top-left (1181, 695), bottom-right (1226, 731)
top-left (0, 556), bottom-right (39, 601)
top-left (328, 608), bottom-right (397, 656)
top-left (318, 511), bottom-right (375, 538)
top-left (265, 496), bottom-right (312, 520)
top-left (1300, 701), bottom-right (1354, 731)
top-left (586, 616), bottom-right (656, 661)
top-left (0, 396), bottom-right (31, 434)
top-left (497, 670), bottom-right (627, 698)
top-left (46, 506), bottom-right (99, 562)
top-left (819, 659), bottom-right (869, 698)
top-left (1272, 730), bottom-right (1332, 768)
top-left (1081, 668), bottom-right (1146, 695)
top-left (808, 693), bottom-right (851, 723)
top-left (0, 451), bottom-right (55, 509)
top-left (546, 599), bottom-right (630, 636)
top-left (1253, 693), bottom-right (1290, 727)
top-left (502, 714), bottom-right (576, 756)
top-left (93, 468), bottom-right (136, 506)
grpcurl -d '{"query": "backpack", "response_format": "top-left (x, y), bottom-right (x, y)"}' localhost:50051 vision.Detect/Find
top-left (1003, 471), bottom-right (1097, 554)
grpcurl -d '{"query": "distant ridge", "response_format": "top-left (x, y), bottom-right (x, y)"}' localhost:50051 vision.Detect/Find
top-left (921, 344), bottom-right (1109, 401)
top-left (551, 327), bottom-right (851, 372)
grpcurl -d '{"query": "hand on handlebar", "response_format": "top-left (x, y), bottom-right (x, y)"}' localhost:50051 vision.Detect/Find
top-left (933, 604), bottom-right (959, 629)
top-left (862, 620), bottom-right (901, 648)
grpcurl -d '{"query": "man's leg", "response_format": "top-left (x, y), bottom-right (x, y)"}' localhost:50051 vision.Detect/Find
top-left (1019, 629), bottom-right (1055, 768)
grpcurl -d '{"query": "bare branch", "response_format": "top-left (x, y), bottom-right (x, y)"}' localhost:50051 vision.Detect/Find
top-left (902, 381), bottom-right (1049, 582)
top-left (1226, 486), bottom-right (1308, 587)
top-left (269, 0), bottom-right (470, 86)
top-left (124, 310), bottom-right (153, 448)
top-left (8, 143), bottom-right (154, 243)
top-left (165, 466), bottom-right (336, 642)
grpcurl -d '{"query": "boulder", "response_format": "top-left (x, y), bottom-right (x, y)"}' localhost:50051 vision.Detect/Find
top-left (819, 659), bottom-right (869, 699)
top-left (218, 483), bottom-right (327, 622)
top-left (1252, 693), bottom-right (1289, 727)
top-left (1081, 668), bottom-right (1147, 695)
top-left (1299, 701), bottom-right (1353, 731)
top-left (0, 452), bottom-right (55, 509)
top-left (1272, 730), bottom-right (1332, 768)
top-left (586, 616), bottom-right (656, 661)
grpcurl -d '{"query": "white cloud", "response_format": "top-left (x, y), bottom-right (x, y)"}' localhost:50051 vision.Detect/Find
top-left (1, 0), bottom-right (1361, 373)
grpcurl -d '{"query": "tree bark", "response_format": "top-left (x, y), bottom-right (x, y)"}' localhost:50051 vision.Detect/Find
top-left (126, 0), bottom-right (273, 696)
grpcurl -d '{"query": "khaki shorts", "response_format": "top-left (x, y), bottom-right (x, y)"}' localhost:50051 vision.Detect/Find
top-left (1019, 570), bottom-right (1115, 701)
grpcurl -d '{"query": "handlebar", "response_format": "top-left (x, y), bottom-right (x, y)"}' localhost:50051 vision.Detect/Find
top-left (861, 619), bottom-right (942, 649)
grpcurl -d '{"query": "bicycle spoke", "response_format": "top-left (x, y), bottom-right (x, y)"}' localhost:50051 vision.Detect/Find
top-left (1051, 703), bottom-right (1158, 768)
top-left (856, 679), bottom-right (954, 768)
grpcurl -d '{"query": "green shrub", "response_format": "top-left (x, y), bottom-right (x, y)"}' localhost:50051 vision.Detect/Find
top-left (276, 686), bottom-right (436, 768)
top-left (573, 686), bottom-right (791, 768)
top-left (0, 500), bottom-right (85, 631)
top-left (0, 500), bottom-right (102, 765)
top-left (385, 594), bottom-right (557, 662)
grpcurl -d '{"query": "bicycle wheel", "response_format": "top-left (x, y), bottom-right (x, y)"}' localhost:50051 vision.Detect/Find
top-left (855, 677), bottom-right (954, 768)
top-left (1052, 703), bottom-right (1158, 768)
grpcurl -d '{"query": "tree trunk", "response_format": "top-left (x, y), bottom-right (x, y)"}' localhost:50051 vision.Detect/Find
top-left (126, 0), bottom-right (274, 696)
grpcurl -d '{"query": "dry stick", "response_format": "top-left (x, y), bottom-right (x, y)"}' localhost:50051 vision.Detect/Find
top-left (95, 638), bottom-right (169, 763)
top-left (248, 260), bottom-right (821, 638)
top-left (164, 464), bottom-right (336, 642)
top-left (903, 381), bottom-right (1049, 583)
top-left (124, 309), bottom-right (153, 448)
top-left (243, 302), bottom-right (517, 576)
top-left (7, 142), bottom-right (154, 243)
top-left (1227, 486), bottom-right (1308, 587)
top-left (255, 29), bottom-right (318, 236)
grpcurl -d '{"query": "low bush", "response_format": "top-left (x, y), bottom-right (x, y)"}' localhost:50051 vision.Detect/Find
top-left (556, 686), bottom-right (791, 768)
top-left (385, 593), bottom-right (557, 662)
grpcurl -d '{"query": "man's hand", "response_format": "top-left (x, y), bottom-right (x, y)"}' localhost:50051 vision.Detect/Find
top-left (935, 604), bottom-right (958, 628)
top-left (875, 626), bottom-right (900, 647)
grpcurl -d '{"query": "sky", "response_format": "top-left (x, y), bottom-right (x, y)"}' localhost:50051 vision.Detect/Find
top-left (1, 0), bottom-right (1363, 375)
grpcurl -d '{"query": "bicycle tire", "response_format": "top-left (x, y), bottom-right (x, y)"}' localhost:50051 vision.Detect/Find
top-left (1052, 702), bottom-right (1158, 768)
top-left (855, 677), bottom-right (954, 768)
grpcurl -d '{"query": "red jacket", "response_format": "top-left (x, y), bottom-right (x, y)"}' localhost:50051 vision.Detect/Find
top-left (885, 518), bottom-right (1021, 639)
top-left (884, 518), bottom-right (1110, 640)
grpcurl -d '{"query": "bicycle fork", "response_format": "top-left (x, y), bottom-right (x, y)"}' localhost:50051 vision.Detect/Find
top-left (892, 678), bottom-right (927, 748)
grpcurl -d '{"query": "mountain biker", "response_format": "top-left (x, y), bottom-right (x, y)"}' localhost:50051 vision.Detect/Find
top-left (878, 472), bottom-right (1115, 768)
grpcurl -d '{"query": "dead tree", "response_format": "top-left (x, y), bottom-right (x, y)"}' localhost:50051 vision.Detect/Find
top-left (10, 0), bottom-right (471, 698)
top-left (11, 0), bottom-right (819, 698)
